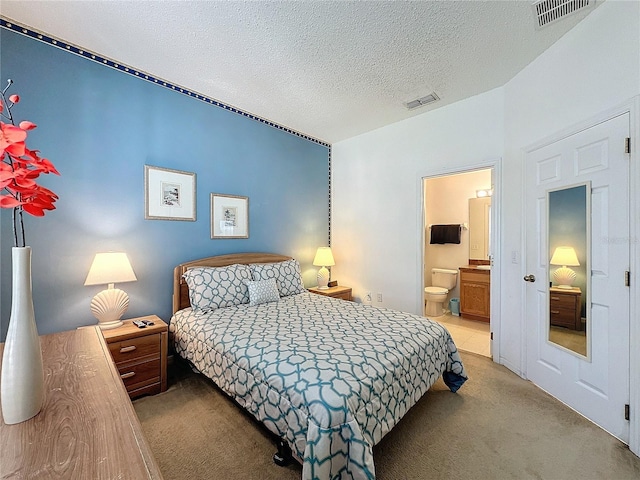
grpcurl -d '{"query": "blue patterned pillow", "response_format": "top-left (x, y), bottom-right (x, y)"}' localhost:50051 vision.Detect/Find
top-left (245, 278), bottom-right (280, 306)
top-left (250, 259), bottom-right (305, 297)
top-left (183, 264), bottom-right (251, 311)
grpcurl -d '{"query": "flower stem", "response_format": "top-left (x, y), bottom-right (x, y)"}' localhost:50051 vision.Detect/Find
top-left (0, 79), bottom-right (14, 123)
top-left (12, 206), bottom-right (18, 247)
top-left (18, 208), bottom-right (25, 247)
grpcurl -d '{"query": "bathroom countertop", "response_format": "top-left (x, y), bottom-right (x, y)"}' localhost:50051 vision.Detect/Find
top-left (459, 265), bottom-right (491, 272)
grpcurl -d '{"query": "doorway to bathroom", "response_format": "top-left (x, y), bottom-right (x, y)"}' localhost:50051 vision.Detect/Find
top-left (422, 167), bottom-right (495, 358)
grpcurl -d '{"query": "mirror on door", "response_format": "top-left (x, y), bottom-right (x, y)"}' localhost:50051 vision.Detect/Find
top-left (547, 183), bottom-right (590, 357)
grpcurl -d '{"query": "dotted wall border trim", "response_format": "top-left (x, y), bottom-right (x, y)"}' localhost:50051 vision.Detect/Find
top-left (0, 17), bottom-right (331, 148)
top-left (328, 148), bottom-right (332, 247)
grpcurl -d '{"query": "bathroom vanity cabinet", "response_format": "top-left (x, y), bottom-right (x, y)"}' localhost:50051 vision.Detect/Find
top-left (459, 266), bottom-right (490, 322)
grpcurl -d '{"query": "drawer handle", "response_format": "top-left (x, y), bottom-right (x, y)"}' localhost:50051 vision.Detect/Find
top-left (551, 310), bottom-right (560, 314)
top-left (550, 296), bottom-right (560, 301)
top-left (120, 345), bottom-right (137, 353)
top-left (121, 372), bottom-right (136, 380)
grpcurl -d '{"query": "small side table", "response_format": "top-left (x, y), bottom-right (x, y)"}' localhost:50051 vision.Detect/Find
top-left (101, 315), bottom-right (168, 399)
top-left (308, 285), bottom-right (352, 301)
top-left (549, 287), bottom-right (582, 330)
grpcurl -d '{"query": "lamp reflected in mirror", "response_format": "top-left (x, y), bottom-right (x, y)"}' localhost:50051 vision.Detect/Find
top-left (550, 246), bottom-right (580, 289)
top-left (547, 183), bottom-right (590, 358)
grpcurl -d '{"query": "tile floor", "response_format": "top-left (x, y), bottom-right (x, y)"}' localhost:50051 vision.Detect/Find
top-left (431, 312), bottom-right (491, 357)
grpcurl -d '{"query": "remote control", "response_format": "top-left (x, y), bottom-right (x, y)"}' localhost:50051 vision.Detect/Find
top-left (143, 320), bottom-right (155, 326)
top-left (133, 320), bottom-right (147, 328)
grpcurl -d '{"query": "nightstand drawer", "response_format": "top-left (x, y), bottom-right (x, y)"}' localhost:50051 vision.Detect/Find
top-left (550, 294), bottom-right (576, 309)
top-left (118, 358), bottom-right (161, 391)
top-left (550, 307), bottom-right (575, 320)
top-left (550, 304), bottom-right (576, 316)
top-left (108, 334), bottom-right (160, 365)
top-left (550, 310), bottom-right (577, 329)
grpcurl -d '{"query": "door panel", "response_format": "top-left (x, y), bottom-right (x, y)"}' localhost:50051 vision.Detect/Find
top-left (525, 113), bottom-right (630, 442)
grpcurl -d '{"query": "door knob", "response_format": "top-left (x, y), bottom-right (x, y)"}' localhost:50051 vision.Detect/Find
top-left (523, 274), bottom-right (536, 282)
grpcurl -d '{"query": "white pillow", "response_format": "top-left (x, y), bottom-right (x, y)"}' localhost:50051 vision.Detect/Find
top-left (182, 264), bottom-right (251, 311)
top-left (245, 278), bottom-right (280, 306)
top-left (250, 259), bottom-right (305, 297)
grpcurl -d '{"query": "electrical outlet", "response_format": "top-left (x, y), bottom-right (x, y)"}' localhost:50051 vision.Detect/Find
top-left (365, 292), bottom-right (372, 302)
top-left (377, 293), bottom-right (383, 302)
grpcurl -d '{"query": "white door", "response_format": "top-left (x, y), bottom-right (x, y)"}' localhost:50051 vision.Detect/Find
top-left (524, 113), bottom-right (630, 442)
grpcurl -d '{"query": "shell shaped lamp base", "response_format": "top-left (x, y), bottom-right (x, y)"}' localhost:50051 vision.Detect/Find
top-left (90, 288), bottom-right (129, 330)
top-left (553, 266), bottom-right (577, 289)
top-left (316, 267), bottom-right (330, 290)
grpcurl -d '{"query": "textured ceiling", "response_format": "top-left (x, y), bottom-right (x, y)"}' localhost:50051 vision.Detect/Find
top-left (0, 1), bottom-right (599, 143)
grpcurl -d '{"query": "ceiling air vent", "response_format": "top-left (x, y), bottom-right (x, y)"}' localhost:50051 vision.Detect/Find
top-left (405, 93), bottom-right (439, 111)
top-left (532, 0), bottom-right (595, 29)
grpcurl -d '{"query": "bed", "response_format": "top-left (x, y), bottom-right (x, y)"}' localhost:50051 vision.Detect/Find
top-left (170, 253), bottom-right (467, 480)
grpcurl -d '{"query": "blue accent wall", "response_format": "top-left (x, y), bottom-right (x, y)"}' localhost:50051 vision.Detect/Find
top-left (0, 28), bottom-right (330, 340)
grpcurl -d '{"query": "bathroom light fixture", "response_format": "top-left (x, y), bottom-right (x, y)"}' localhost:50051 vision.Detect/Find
top-left (476, 189), bottom-right (493, 198)
top-left (313, 247), bottom-right (335, 289)
top-left (550, 246), bottom-right (580, 289)
top-left (84, 252), bottom-right (137, 329)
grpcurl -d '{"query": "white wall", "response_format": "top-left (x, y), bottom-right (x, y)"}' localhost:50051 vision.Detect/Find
top-left (332, 0), bottom-right (639, 375)
top-left (331, 88), bottom-right (504, 313)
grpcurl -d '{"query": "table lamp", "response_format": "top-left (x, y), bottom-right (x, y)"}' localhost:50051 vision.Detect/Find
top-left (313, 247), bottom-right (335, 289)
top-left (84, 252), bottom-right (137, 329)
top-left (550, 246), bottom-right (580, 289)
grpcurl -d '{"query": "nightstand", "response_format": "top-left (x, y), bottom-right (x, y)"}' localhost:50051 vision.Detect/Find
top-left (101, 315), bottom-right (168, 399)
top-left (308, 285), bottom-right (352, 301)
top-left (549, 287), bottom-right (582, 331)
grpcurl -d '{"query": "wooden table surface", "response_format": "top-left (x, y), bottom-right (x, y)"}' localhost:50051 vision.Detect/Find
top-left (0, 327), bottom-right (163, 479)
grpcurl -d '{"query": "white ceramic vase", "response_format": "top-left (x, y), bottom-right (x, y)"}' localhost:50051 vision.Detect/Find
top-left (1, 246), bottom-right (44, 424)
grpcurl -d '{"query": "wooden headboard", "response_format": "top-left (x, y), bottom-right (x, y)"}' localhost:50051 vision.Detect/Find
top-left (172, 252), bottom-right (293, 314)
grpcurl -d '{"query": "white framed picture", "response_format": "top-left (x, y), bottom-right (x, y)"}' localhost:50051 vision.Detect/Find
top-left (210, 193), bottom-right (249, 239)
top-left (144, 165), bottom-right (196, 221)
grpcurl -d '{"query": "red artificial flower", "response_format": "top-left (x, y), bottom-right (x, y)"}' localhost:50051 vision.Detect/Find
top-left (1, 80), bottom-right (60, 247)
top-left (0, 194), bottom-right (21, 207)
top-left (22, 186), bottom-right (57, 216)
top-left (19, 120), bottom-right (36, 131)
top-left (0, 122), bottom-right (27, 157)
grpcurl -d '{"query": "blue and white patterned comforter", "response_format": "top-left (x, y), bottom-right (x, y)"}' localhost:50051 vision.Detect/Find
top-left (170, 292), bottom-right (466, 479)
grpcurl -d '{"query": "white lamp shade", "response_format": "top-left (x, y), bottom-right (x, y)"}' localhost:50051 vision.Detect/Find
top-left (550, 246), bottom-right (580, 267)
top-left (313, 247), bottom-right (335, 267)
top-left (84, 252), bottom-right (137, 286)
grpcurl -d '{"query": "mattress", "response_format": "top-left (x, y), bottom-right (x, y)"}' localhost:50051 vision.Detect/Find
top-left (171, 292), bottom-right (466, 479)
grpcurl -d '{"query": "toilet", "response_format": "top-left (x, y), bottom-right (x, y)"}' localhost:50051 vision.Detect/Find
top-left (424, 268), bottom-right (458, 317)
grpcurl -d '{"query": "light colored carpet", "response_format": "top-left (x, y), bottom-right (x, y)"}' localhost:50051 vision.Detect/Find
top-left (133, 353), bottom-right (640, 479)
